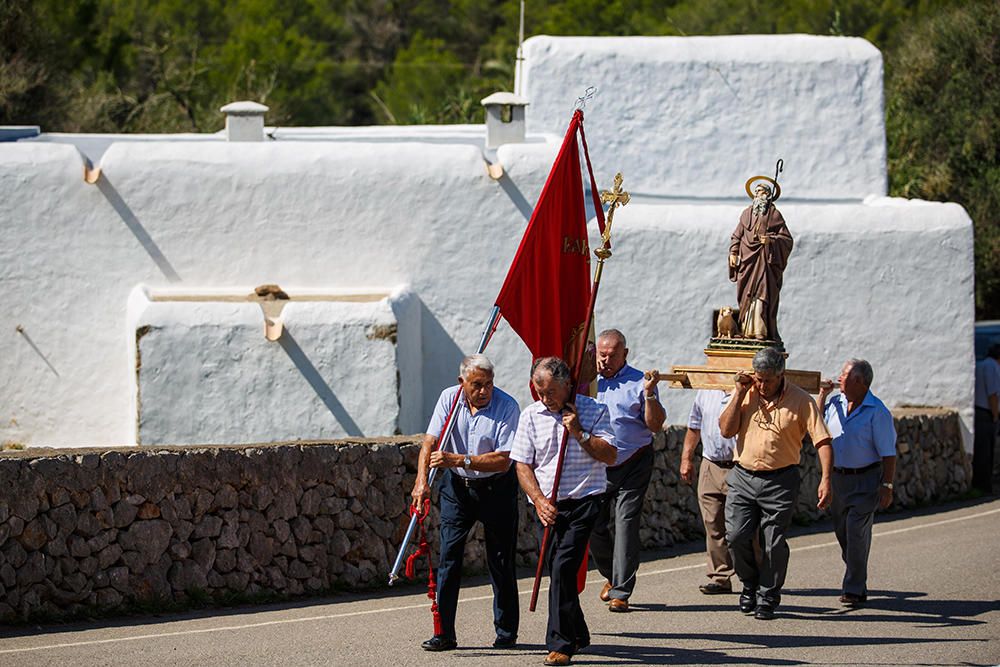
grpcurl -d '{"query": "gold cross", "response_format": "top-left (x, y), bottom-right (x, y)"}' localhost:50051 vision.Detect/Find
top-left (596, 172), bottom-right (629, 259)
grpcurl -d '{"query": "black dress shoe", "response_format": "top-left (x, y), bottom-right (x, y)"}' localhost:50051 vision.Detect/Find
top-left (492, 635), bottom-right (517, 649)
top-left (839, 592), bottom-right (867, 607)
top-left (754, 603), bottom-right (776, 620)
top-left (739, 589), bottom-right (757, 614)
top-left (421, 636), bottom-right (458, 651)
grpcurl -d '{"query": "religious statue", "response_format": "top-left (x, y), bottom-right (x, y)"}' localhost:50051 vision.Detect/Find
top-left (728, 175), bottom-right (793, 342)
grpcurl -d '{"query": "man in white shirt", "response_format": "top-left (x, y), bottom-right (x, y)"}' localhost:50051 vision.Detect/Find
top-left (680, 389), bottom-right (739, 594)
top-left (510, 357), bottom-right (617, 667)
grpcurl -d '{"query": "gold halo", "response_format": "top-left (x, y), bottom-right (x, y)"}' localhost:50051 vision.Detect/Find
top-left (744, 175), bottom-right (781, 201)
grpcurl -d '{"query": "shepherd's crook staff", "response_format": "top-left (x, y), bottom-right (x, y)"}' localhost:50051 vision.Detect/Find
top-left (387, 305), bottom-right (502, 586)
top-left (528, 172), bottom-right (630, 612)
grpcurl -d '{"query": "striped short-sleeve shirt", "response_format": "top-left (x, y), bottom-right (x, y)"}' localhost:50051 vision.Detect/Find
top-left (509, 394), bottom-right (616, 502)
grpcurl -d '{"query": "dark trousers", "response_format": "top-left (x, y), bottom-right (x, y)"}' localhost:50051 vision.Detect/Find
top-left (591, 445), bottom-right (653, 601)
top-left (831, 467), bottom-right (881, 596)
top-left (973, 407), bottom-right (996, 493)
top-left (725, 464), bottom-right (800, 607)
top-left (546, 494), bottom-right (601, 655)
top-left (436, 468), bottom-right (519, 642)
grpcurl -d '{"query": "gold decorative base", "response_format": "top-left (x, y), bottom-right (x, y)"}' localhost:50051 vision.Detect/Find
top-left (706, 337), bottom-right (785, 353)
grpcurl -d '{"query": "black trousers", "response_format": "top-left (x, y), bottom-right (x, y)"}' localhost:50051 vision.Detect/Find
top-left (436, 468), bottom-right (519, 642)
top-left (545, 494), bottom-right (601, 655)
top-left (973, 407), bottom-right (996, 493)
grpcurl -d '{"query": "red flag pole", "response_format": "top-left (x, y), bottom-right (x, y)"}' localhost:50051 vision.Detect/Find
top-left (528, 172), bottom-right (629, 612)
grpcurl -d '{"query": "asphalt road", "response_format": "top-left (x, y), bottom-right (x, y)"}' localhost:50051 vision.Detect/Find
top-left (2, 498), bottom-right (998, 667)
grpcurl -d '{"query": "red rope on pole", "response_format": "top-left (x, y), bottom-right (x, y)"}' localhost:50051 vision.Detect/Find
top-left (405, 499), bottom-right (443, 636)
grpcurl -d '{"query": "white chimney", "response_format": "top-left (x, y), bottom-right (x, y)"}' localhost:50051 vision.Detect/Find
top-left (220, 101), bottom-right (269, 142)
top-left (481, 92), bottom-right (528, 149)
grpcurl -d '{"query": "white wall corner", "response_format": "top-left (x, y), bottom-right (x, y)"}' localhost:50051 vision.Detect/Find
top-left (390, 286), bottom-right (423, 435)
top-left (125, 285), bottom-right (154, 446)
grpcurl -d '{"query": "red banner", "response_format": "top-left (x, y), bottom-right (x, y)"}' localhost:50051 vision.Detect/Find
top-left (494, 110), bottom-right (594, 367)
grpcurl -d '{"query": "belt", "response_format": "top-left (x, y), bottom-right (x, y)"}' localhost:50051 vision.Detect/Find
top-left (735, 463), bottom-right (796, 476)
top-left (707, 459), bottom-right (736, 469)
top-left (833, 461), bottom-right (880, 475)
top-left (456, 474), bottom-right (499, 490)
top-left (556, 494), bottom-right (602, 510)
top-left (610, 443), bottom-right (653, 469)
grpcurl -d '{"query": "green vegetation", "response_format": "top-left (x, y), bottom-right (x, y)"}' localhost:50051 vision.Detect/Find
top-left (886, 2), bottom-right (1000, 320)
top-left (1, 0), bottom-right (996, 316)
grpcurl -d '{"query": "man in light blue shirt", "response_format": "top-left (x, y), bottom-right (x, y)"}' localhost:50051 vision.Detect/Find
top-left (818, 358), bottom-right (897, 607)
top-left (591, 329), bottom-right (665, 612)
top-left (411, 354), bottom-right (521, 652)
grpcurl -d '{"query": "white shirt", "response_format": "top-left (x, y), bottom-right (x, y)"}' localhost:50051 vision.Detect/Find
top-left (687, 389), bottom-right (737, 461)
top-left (509, 394), bottom-right (616, 502)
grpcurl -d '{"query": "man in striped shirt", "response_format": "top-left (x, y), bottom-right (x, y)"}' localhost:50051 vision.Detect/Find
top-left (510, 357), bottom-right (617, 667)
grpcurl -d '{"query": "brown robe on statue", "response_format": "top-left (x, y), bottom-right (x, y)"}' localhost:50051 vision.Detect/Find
top-left (729, 204), bottom-right (793, 342)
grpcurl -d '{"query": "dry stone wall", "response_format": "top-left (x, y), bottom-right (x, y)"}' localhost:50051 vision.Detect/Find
top-left (0, 411), bottom-right (969, 622)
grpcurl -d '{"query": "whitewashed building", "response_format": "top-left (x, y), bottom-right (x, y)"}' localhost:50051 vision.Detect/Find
top-left (0, 35), bottom-right (974, 449)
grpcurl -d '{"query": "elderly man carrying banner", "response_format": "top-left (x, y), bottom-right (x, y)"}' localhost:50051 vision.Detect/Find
top-left (510, 357), bottom-right (617, 666)
top-left (411, 354), bottom-right (521, 652)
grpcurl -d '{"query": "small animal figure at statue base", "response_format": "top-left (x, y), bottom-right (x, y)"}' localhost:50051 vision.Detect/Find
top-left (717, 306), bottom-right (739, 339)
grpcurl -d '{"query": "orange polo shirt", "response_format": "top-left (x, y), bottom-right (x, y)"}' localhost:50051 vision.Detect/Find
top-left (735, 380), bottom-right (831, 471)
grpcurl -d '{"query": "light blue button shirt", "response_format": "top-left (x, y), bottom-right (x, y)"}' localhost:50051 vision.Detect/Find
top-left (687, 389), bottom-right (737, 461)
top-left (975, 358), bottom-right (1000, 411)
top-left (597, 364), bottom-right (659, 465)
top-left (823, 391), bottom-right (897, 468)
top-left (426, 385), bottom-right (520, 479)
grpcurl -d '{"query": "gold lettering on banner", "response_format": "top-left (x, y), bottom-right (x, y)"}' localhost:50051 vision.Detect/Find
top-left (563, 236), bottom-right (590, 256)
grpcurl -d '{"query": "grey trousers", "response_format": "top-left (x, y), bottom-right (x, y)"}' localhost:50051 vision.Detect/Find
top-left (831, 467), bottom-right (881, 596)
top-left (725, 464), bottom-right (799, 606)
top-left (590, 445), bottom-right (653, 601)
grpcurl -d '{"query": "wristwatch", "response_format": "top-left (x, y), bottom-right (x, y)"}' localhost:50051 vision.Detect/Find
top-left (463, 455), bottom-right (472, 469)
top-left (578, 432), bottom-right (591, 445)
top-left (880, 481), bottom-right (894, 490)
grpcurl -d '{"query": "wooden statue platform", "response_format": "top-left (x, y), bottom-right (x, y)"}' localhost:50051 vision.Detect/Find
top-left (663, 338), bottom-right (821, 393)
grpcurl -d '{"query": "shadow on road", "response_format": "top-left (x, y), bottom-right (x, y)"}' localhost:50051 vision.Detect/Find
top-left (781, 588), bottom-right (999, 627)
top-left (584, 631), bottom-right (976, 664)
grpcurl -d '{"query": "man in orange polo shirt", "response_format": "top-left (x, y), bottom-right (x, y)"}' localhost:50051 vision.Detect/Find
top-left (719, 347), bottom-right (833, 620)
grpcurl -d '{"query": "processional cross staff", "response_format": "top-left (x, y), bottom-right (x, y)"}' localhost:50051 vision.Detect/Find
top-left (527, 172), bottom-right (630, 611)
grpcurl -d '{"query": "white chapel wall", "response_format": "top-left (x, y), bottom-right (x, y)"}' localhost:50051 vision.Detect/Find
top-left (0, 34), bottom-right (974, 449)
